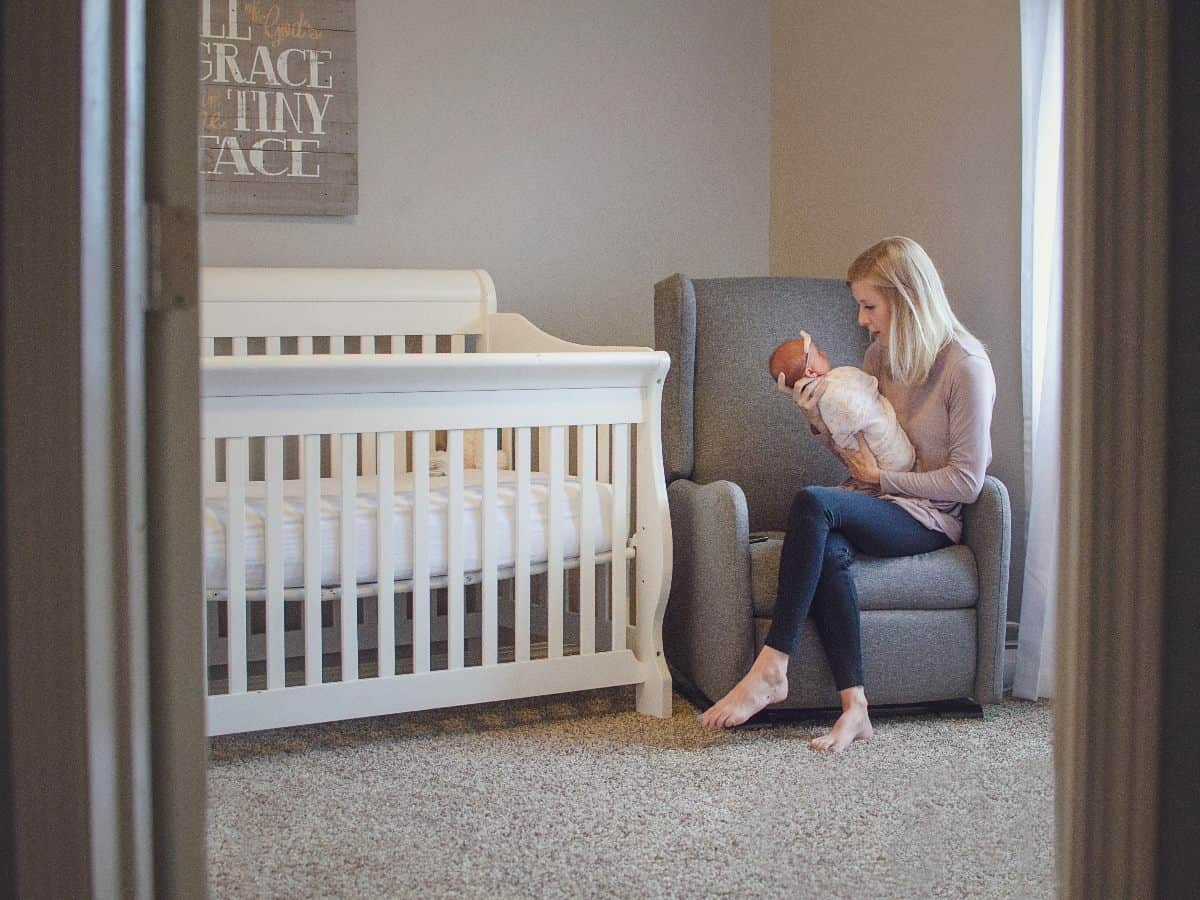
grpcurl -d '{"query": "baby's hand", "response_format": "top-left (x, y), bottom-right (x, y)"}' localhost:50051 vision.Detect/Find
top-left (791, 375), bottom-right (827, 432)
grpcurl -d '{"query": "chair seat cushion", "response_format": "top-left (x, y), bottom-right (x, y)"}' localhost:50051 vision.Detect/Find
top-left (749, 531), bottom-right (979, 616)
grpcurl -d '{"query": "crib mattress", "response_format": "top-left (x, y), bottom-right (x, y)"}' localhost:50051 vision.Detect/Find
top-left (204, 471), bottom-right (616, 592)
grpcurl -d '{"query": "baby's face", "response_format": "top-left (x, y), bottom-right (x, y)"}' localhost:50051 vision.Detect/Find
top-left (805, 341), bottom-right (832, 377)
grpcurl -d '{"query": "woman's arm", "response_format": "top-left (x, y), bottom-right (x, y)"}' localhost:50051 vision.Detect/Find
top-left (878, 354), bottom-right (995, 503)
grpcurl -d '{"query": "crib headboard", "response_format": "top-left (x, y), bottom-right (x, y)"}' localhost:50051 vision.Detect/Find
top-left (200, 267), bottom-right (498, 356)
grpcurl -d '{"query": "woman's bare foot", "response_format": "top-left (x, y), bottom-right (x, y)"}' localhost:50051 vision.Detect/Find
top-left (700, 646), bottom-right (790, 728)
top-left (810, 686), bottom-right (874, 752)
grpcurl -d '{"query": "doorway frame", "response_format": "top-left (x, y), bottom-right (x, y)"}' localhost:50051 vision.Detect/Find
top-left (1, 1), bottom-right (204, 896)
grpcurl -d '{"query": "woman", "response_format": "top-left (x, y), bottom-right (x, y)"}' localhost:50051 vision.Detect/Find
top-left (700, 236), bottom-right (996, 752)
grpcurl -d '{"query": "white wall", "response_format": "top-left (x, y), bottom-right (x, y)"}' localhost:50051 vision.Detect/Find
top-left (201, 0), bottom-right (771, 347)
top-left (770, 0), bottom-right (1026, 617)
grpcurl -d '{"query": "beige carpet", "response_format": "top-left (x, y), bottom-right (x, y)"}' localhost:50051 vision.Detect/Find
top-left (208, 690), bottom-right (1053, 899)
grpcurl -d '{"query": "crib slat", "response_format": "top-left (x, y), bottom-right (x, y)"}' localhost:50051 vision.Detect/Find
top-left (328, 338), bottom-right (346, 478)
top-left (226, 437), bottom-right (248, 694)
top-left (339, 433), bottom-right (358, 681)
top-left (450, 333), bottom-right (466, 354)
top-left (303, 434), bottom-right (322, 685)
top-left (204, 434), bottom-right (218, 489)
top-left (203, 437), bottom-right (215, 488)
top-left (598, 425), bottom-right (611, 483)
top-left (376, 432), bottom-right (396, 678)
top-left (578, 425), bottom-right (597, 655)
top-left (391, 336), bottom-right (408, 477)
top-left (295, 340), bottom-right (314, 477)
top-left (610, 424), bottom-right (629, 650)
top-left (447, 430), bottom-right (465, 670)
top-left (421, 334), bottom-right (436, 354)
top-left (201, 337), bottom-right (215, 358)
top-left (265, 435), bottom-right (285, 690)
top-left (482, 428), bottom-right (499, 666)
top-left (515, 428), bottom-right (532, 663)
top-left (359, 335), bottom-right (378, 477)
top-left (412, 431), bottom-right (432, 674)
top-left (232, 336), bottom-right (248, 357)
top-left (266, 335), bottom-right (281, 356)
top-left (548, 426), bottom-right (566, 658)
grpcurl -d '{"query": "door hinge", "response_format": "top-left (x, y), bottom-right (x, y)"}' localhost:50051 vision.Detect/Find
top-left (147, 202), bottom-right (197, 312)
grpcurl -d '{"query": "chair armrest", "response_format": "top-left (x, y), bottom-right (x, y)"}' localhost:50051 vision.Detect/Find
top-left (663, 478), bottom-right (755, 704)
top-left (962, 475), bottom-right (1012, 704)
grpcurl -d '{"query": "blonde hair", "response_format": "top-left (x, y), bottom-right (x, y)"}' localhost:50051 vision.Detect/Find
top-left (846, 236), bottom-right (978, 386)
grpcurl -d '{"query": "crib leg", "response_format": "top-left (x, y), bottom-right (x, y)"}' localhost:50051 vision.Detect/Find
top-left (635, 656), bottom-right (673, 718)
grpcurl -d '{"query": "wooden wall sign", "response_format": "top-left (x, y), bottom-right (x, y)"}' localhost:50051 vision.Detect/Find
top-left (200, 1), bottom-right (357, 216)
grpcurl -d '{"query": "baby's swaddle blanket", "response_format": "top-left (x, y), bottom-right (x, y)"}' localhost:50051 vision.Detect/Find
top-left (808, 367), bottom-right (915, 472)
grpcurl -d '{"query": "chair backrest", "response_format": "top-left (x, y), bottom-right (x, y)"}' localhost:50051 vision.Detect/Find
top-left (654, 275), bottom-right (868, 532)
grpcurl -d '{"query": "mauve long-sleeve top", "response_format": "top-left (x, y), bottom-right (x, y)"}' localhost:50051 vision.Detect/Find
top-left (840, 335), bottom-right (996, 544)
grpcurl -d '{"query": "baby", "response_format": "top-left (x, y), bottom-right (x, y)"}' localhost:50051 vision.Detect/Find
top-left (769, 330), bottom-right (915, 473)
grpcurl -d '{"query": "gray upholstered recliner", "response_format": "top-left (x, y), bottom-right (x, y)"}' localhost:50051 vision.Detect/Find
top-left (654, 274), bottom-right (1011, 714)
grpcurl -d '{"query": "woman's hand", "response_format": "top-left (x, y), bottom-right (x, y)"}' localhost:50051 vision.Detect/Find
top-left (779, 371), bottom-right (828, 433)
top-left (838, 431), bottom-right (881, 485)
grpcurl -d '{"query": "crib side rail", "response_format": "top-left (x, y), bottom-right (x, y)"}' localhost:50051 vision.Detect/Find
top-left (201, 352), bottom-right (673, 734)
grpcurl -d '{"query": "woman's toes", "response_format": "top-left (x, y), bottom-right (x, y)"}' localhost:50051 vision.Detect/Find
top-left (811, 726), bottom-right (848, 752)
top-left (705, 705), bottom-right (730, 729)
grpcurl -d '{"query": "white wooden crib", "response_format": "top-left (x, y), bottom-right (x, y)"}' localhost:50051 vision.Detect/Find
top-left (201, 267), bottom-right (673, 735)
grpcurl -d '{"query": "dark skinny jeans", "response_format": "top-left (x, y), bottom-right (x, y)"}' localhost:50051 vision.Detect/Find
top-left (765, 486), bottom-right (953, 690)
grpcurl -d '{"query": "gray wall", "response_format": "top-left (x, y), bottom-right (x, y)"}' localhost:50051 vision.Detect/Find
top-left (203, 0), bottom-right (1026, 615)
top-left (201, 0), bottom-right (771, 347)
top-left (769, 0), bottom-right (1025, 618)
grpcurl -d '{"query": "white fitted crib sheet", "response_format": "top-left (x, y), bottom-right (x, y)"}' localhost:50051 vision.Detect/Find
top-left (204, 471), bottom-right (617, 592)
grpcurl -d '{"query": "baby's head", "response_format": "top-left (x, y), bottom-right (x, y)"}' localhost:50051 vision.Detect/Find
top-left (768, 330), bottom-right (832, 387)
